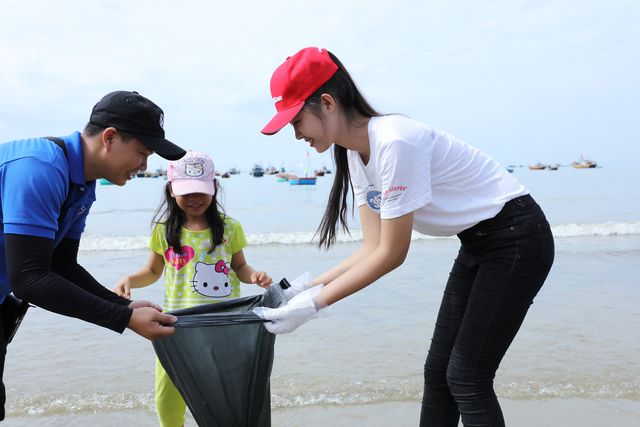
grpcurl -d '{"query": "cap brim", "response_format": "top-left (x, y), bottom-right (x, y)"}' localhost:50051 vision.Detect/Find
top-left (261, 102), bottom-right (305, 135)
top-left (136, 135), bottom-right (186, 161)
top-left (170, 179), bottom-right (216, 196)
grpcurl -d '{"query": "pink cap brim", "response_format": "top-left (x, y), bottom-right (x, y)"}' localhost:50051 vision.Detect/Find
top-left (170, 179), bottom-right (216, 196)
top-left (261, 102), bottom-right (305, 135)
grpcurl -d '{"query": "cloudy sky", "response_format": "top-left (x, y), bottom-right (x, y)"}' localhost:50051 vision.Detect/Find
top-left (0, 0), bottom-right (637, 172)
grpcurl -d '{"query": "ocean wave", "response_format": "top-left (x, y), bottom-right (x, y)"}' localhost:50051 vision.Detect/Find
top-left (497, 380), bottom-right (640, 400)
top-left (551, 221), bottom-right (640, 237)
top-left (8, 392), bottom-right (154, 416)
top-left (270, 378), bottom-right (640, 407)
top-left (78, 221), bottom-right (640, 251)
top-left (8, 379), bottom-right (639, 416)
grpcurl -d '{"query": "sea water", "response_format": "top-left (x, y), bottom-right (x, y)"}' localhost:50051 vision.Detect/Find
top-left (4, 165), bottom-right (639, 423)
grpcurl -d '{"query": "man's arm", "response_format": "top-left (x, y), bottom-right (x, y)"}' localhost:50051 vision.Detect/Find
top-left (5, 234), bottom-right (132, 333)
top-left (51, 238), bottom-right (131, 306)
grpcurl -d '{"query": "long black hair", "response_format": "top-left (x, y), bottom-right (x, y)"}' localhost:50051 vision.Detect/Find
top-left (152, 180), bottom-right (226, 253)
top-left (306, 52), bottom-right (381, 249)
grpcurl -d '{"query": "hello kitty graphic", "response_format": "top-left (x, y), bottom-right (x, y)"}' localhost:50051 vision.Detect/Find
top-left (185, 162), bottom-right (204, 177)
top-left (190, 260), bottom-right (232, 298)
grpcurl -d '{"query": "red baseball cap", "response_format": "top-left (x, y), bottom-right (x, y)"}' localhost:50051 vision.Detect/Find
top-left (261, 47), bottom-right (338, 135)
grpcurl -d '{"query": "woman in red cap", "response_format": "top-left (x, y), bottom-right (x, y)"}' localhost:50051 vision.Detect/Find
top-left (255, 47), bottom-right (554, 427)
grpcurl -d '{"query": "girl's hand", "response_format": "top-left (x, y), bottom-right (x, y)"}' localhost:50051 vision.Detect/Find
top-left (251, 271), bottom-right (273, 288)
top-left (128, 299), bottom-right (163, 312)
top-left (113, 278), bottom-right (132, 299)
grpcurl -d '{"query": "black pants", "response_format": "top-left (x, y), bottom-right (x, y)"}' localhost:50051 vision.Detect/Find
top-left (420, 195), bottom-right (554, 427)
top-left (0, 294), bottom-right (29, 422)
top-left (0, 313), bottom-right (7, 421)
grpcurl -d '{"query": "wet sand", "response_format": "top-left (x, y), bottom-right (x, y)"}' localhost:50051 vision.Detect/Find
top-left (3, 399), bottom-right (639, 426)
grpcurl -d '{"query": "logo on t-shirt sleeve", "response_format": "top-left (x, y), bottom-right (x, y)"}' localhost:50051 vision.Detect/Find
top-left (365, 185), bottom-right (382, 212)
top-left (383, 185), bottom-right (408, 203)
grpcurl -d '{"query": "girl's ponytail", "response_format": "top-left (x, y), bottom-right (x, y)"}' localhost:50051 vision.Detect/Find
top-left (316, 144), bottom-right (352, 248)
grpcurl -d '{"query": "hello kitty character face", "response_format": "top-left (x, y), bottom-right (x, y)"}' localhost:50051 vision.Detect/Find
top-left (190, 261), bottom-right (232, 298)
top-left (185, 162), bottom-right (204, 177)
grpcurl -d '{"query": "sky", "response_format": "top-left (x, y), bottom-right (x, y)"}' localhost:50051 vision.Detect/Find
top-left (0, 0), bottom-right (638, 172)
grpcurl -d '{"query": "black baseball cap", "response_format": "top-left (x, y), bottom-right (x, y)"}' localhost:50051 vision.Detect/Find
top-left (89, 91), bottom-right (186, 160)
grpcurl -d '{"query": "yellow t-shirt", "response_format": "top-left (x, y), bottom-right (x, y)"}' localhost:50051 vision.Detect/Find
top-left (149, 216), bottom-right (247, 311)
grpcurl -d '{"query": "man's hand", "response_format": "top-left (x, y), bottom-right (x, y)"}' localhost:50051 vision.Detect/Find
top-left (127, 306), bottom-right (177, 340)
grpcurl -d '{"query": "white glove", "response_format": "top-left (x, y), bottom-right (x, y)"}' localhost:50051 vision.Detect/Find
top-left (283, 272), bottom-right (314, 301)
top-left (253, 285), bottom-right (326, 334)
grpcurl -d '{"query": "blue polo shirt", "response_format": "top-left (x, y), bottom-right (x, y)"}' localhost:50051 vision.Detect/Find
top-left (0, 132), bottom-right (96, 300)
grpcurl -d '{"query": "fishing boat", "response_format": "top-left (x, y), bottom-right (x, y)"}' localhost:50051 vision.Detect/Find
top-left (288, 176), bottom-right (317, 185)
top-left (275, 172), bottom-right (294, 182)
top-left (546, 164), bottom-right (559, 171)
top-left (571, 157), bottom-right (597, 168)
top-left (289, 151), bottom-right (317, 185)
top-left (249, 164), bottom-right (264, 177)
top-left (528, 163), bottom-right (547, 170)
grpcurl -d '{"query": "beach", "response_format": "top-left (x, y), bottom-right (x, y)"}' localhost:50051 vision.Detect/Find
top-left (3, 166), bottom-right (640, 425)
top-left (4, 400), bottom-right (640, 426)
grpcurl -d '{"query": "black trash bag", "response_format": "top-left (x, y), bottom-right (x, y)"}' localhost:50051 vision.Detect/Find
top-left (152, 280), bottom-right (288, 427)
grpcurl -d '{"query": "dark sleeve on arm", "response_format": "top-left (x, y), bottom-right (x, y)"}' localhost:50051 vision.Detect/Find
top-left (5, 234), bottom-right (132, 333)
top-left (51, 238), bottom-right (131, 307)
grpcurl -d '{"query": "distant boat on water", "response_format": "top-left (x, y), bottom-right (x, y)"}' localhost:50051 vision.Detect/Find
top-left (571, 157), bottom-right (597, 169)
top-left (528, 163), bottom-right (547, 170)
top-left (546, 163), bottom-right (559, 171)
top-left (288, 151), bottom-right (317, 185)
top-left (250, 164), bottom-right (264, 177)
top-left (289, 176), bottom-right (317, 185)
top-left (276, 172), bottom-right (294, 182)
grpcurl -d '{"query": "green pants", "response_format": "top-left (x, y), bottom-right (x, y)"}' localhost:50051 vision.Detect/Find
top-left (155, 358), bottom-right (186, 427)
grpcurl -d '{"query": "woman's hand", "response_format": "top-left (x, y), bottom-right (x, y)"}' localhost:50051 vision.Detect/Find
top-left (251, 271), bottom-right (273, 288)
top-left (253, 285), bottom-right (327, 334)
top-left (283, 271), bottom-right (314, 300)
top-left (113, 277), bottom-right (132, 299)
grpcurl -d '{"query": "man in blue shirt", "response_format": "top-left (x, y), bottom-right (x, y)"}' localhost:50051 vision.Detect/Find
top-left (0, 91), bottom-right (185, 420)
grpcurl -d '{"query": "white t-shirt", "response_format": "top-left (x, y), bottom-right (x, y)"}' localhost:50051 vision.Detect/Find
top-left (348, 115), bottom-right (528, 236)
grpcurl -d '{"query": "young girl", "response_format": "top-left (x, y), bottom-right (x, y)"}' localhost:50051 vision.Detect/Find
top-left (113, 150), bottom-right (272, 427)
top-left (255, 47), bottom-right (554, 427)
